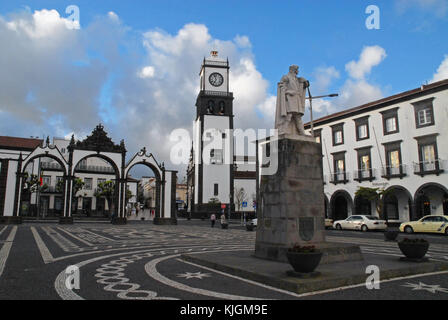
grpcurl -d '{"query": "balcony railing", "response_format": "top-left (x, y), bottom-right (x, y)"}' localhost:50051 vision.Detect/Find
top-left (41, 162), bottom-right (63, 170)
top-left (353, 169), bottom-right (376, 182)
top-left (204, 60), bottom-right (228, 67)
top-left (413, 159), bottom-right (446, 176)
top-left (330, 172), bottom-right (350, 184)
top-left (75, 164), bottom-right (115, 174)
top-left (41, 162), bottom-right (114, 174)
top-left (201, 90), bottom-right (233, 97)
top-left (381, 164), bottom-right (407, 179)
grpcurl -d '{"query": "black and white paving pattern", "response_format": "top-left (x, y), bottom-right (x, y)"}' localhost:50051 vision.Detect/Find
top-left (1, 222), bottom-right (448, 300)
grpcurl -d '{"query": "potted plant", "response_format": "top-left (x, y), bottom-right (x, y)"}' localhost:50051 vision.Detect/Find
top-left (286, 244), bottom-right (323, 273)
top-left (384, 228), bottom-right (400, 241)
top-left (398, 238), bottom-right (429, 260)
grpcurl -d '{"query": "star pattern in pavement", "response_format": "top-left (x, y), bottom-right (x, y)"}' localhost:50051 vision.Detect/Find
top-left (176, 272), bottom-right (212, 280)
top-left (402, 282), bottom-right (448, 294)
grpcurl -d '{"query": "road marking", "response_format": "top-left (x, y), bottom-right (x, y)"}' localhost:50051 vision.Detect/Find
top-left (177, 257), bottom-right (312, 299)
top-left (145, 251), bottom-right (265, 300)
top-left (42, 226), bottom-right (81, 252)
top-left (293, 270), bottom-right (448, 298)
top-left (31, 227), bottom-right (54, 264)
top-left (0, 226), bottom-right (7, 237)
top-left (0, 226), bottom-right (17, 277)
top-left (56, 227), bottom-right (94, 247)
top-left (72, 227), bottom-right (117, 243)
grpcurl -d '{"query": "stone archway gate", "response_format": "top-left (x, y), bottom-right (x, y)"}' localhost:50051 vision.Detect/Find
top-left (0, 125), bottom-right (177, 225)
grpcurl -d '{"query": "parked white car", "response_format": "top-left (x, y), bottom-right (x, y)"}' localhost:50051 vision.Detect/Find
top-left (333, 215), bottom-right (387, 232)
top-left (250, 218), bottom-right (258, 227)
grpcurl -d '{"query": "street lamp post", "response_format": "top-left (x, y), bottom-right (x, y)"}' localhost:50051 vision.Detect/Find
top-left (306, 89), bottom-right (339, 137)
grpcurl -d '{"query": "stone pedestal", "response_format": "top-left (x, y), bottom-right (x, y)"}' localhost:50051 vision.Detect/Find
top-left (255, 135), bottom-right (362, 264)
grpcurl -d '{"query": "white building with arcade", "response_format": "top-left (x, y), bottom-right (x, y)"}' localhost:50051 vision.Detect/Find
top-left (305, 79), bottom-right (448, 224)
top-left (0, 124), bottom-right (177, 225)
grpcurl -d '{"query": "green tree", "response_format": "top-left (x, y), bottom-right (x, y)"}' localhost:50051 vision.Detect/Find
top-left (94, 180), bottom-right (116, 216)
top-left (125, 188), bottom-right (133, 204)
top-left (72, 177), bottom-right (85, 213)
top-left (355, 187), bottom-right (393, 221)
top-left (23, 173), bottom-right (48, 194)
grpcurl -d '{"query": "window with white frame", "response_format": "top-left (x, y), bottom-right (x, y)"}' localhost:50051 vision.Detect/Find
top-left (84, 178), bottom-right (93, 190)
top-left (354, 116), bottom-right (369, 141)
top-left (385, 117), bottom-right (397, 133)
top-left (331, 123), bottom-right (344, 146)
top-left (335, 130), bottom-right (343, 144)
top-left (42, 176), bottom-right (51, 186)
top-left (417, 108), bottom-right (433, 126)
top-left (413, 98), bottom-right (435, 128)
top-left (415, 134), bottom-right (440, 173)
top-left (421, 144), bottom-right (436, 171)
top-left (381, 108), bottom-right (399, 135)
top-left (358, 124), bottom-right (368, 139)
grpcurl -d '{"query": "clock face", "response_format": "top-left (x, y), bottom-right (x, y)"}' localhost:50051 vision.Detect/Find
top-left (209, 73), bottom-right (224, 87)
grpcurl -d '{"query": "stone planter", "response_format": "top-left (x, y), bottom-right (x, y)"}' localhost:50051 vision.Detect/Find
top-left (398, 241), bottom-right (429, 260)
top-left (286, 251), bottom-right (323, 273)
top-left (384, 229), bottom-right (399, 241)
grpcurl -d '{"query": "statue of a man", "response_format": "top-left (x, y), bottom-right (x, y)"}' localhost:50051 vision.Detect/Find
top-left (275, 65), bottom-right (310, 136)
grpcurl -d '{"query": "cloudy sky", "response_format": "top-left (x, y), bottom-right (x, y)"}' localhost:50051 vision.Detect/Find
top-left (0, 0), bottom-right (447, 178)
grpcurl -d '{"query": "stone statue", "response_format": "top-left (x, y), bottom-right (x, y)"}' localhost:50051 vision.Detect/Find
top-left (275, 65), bottom-right (310, 136)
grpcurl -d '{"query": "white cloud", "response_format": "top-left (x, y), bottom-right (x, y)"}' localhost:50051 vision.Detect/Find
top-left (108, 11), bottom-right (119, 22)
top-left (338, 79), bottom-right (384, 108)
top-left (256, 96), bottom-right (276, 120)
top-left (6, 9), bottom-right (72, 39)
top-left (431, 55), bottom-right (448, 83)
top-left (234, 35), bottom-right (251, 48)
top-left (138, 66), bottom-right (155, 79)
top-left (345, 46), bottom-right (387, 80)
top-left (396, 0), bottom-right (448, 17)
top-left (308, 46), bottom-right (386, 118)
top-left (103, 23), bottom-right (273, 171)
top-left (312, 66), bottom-right (340, 93)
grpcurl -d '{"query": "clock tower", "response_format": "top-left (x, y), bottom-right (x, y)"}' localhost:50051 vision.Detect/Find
top-left (191, 51), bottom-right (235, 217)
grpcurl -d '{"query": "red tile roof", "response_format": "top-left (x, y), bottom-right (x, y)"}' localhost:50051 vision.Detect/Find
top-left (0, 136), bottom-right (43, 150)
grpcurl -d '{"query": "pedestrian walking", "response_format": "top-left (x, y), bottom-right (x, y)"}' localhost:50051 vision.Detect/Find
top-left (131, 205), bottom-right (136, 217)
top-left (220, 212), bottom-right (228, 229)
top-left (210, 213), bottom-right (216, 228)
